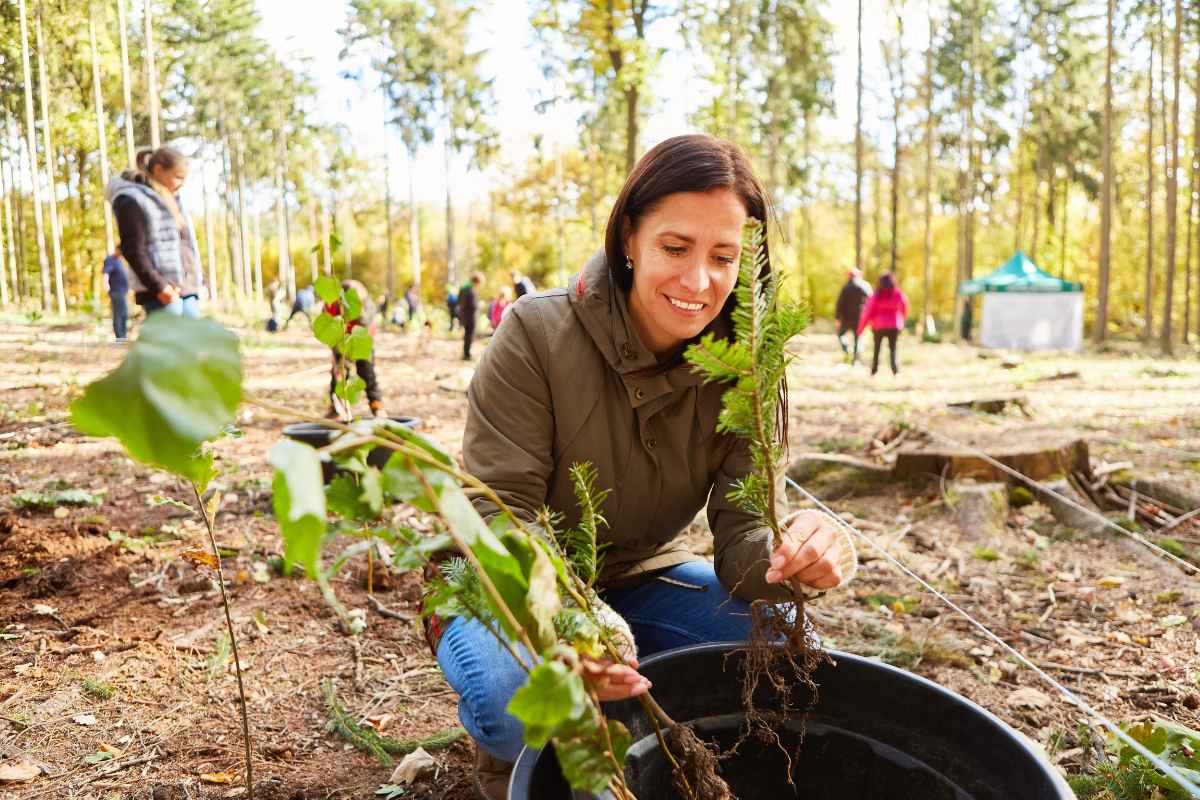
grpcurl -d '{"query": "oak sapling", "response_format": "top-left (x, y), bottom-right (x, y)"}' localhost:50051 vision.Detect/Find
top-left (685, 219), bottom-right (827, 779)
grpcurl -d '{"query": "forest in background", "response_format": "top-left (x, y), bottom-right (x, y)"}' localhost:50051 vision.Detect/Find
top-left (0, 0), bottom-right (1197, 351)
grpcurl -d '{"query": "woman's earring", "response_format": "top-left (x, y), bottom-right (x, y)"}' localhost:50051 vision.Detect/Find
top-left (625, 256), bottom-right (634, 272)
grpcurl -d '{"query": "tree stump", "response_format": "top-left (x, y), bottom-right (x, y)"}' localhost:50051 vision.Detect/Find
top-left (1033, 479), bottom-right (1107, 535)
top-left (894, 433), bottom-right (1089, 483)
top-left (949, 481), bottom-right (1008, 541)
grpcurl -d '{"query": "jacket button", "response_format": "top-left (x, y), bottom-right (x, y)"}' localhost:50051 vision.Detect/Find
top-left (621, 344), bottom-right (636, 360)
top-left (645, 438), bottom-right (657, 450)
top-left (634, 387), bottom-right (645, 401)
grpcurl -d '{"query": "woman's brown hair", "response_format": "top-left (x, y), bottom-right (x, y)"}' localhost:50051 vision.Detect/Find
top-left (603, 134), bottom-right (773, 328)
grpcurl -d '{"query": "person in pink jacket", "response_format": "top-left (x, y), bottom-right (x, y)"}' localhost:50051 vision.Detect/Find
top-left (856, 272), bottom-right (909, 375)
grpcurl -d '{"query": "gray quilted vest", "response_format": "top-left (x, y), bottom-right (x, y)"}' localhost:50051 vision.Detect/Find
top-left (105, 174), bottom-right (187, 294)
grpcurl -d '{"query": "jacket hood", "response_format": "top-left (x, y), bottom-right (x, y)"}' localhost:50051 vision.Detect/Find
top-left (105, 172), bottom-right (154, 205)
top-left (567, 249), bottom-right (731, 381)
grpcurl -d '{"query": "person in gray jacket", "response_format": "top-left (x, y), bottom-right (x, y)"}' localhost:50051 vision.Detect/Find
top-left (105, 146), bottom-right (204, 318)
top-left (834, 268), bottom-right (872, 363)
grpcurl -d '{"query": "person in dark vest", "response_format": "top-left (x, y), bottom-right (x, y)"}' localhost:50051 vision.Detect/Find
top-left (510, 270), bottom-right (535, 299)
top-left (102, 246), bottom-right (130, 343)
top-left (105, 146), bottom-right (205, 318)
top-left (458, 272), bottom-right (482, 360)
top-left (324, 279), bottom-right (385, 418)
top-left (446, 285), bottom-right (459, 332)
top-left (834, 268), bottom-right (871, 363)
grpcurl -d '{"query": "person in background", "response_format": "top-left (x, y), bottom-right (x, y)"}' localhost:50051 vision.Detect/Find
top-left (106, 146), bottom-right (205, 318)
top-left (857, 271), bottom-right (909, 376)
top-left (404, 284), bottom-right (420, 327)
top-left (834, 268), bottom-right (871, 364)
top-left (377, 293), bottom-right (391, 330)
top-left (458, 272), bottom-right (482, 360)
top-left (266, 280), bottom-right (288, 333)
top-left (510, 270), bottom-right (535, 299)
top-left (446, 285), bottom-right (459, 332)
top-left (488, 285), bottom-right (512, 331)
top-left (960, 297), bottom-right (974, 342)
top-left (102, 246), bottom-right (129, 343)
top-left (325, 278), bottom-right (386, 418)
top-left (283, 285), bottom-right (316, 330)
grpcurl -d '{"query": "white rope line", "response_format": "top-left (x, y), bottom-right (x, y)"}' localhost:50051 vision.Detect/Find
top-left (784, 475), bottom-right (1200, 798)
top-left (916, 428), bottom-right (1198, 575)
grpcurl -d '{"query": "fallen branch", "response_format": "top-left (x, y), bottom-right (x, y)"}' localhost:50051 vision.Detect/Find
top-left (322, 678), bottom-right (466, 766)
top-left (366, 594), bottom-right (412, 621)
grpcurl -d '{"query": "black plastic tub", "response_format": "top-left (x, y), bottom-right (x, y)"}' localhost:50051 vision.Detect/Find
top-left (280, 416), bottom-right (420, 483)
top-left (510, 643), bottom-right (1073, 800)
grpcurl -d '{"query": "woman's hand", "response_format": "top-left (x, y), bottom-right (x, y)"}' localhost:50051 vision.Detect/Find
top-left (156, 285), bottom-right (180, 305)
top-left (581, 656), bottom-right (651, 702)
top-left (765, 510), bottom-right (847, 591)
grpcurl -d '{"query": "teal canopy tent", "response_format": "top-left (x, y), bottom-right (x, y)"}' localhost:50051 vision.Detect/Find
top-left (959, 252), bottom-right (1083, 351)
top-left (959, 251), bottom-right (1083, 295)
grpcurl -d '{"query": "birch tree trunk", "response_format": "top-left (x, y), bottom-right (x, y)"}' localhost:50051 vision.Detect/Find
top-left (385, 136), bottom-right (395, 300)
top-left (854, 0), bottom-right (864, 271)
top-left (444, 137), bottom-right (456, 286)
top-left (1160, 0), bottom-right (1181, 353)
top-left (201, 164), bottom-right (218, 308)
top-left (253, 210), bottom-right (263, 302)
top-left (116, 0), bottom-right (136, 166)
top-left (1144, 22), bottom-right (1156, 342)
top-left (35, 12), bottom-right (66, 313)
top-left (408, 146), bottom-right (421, 294)
top-left (18, 0), bottom-right (51, 311)
top-left (89, 5), bottom-right (115, 257)
top-left (1096, 0), bottom-right (1114, 342)
top-left (922, 6), bottom-right (934, 337)
top-left (144, 0), bottom-right (160, 148)
top-left (0, 136), bottom-right (17, 304)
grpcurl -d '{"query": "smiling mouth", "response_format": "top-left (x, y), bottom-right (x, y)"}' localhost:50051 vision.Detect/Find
top-left (665, 295), bottom-right (705, 312)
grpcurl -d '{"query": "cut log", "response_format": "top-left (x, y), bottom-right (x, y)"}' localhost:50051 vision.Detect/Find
top-left (787, 454), bottom-right (892, 500)
top-left (949, 481), bottom-right (1008, 541)
top-left (894, 434), bottom-right (1089, 483)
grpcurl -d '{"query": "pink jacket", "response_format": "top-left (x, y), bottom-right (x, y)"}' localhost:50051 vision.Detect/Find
top-left (857, 288), bottom-right (909, 335)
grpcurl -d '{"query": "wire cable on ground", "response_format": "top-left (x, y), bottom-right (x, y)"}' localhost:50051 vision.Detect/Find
top-left (785, 475), bottom-right (1200, 798)
top-left (916, 427), bottom-right (1198, 575)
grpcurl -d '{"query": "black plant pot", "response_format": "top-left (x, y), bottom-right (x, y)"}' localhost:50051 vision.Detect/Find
top-left (280, 416), bottom-right (421, 483)
top-left (510, 643), bottom-right (1073, 800)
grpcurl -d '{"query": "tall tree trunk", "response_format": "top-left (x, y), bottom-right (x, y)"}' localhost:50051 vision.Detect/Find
top-left (1160, 0), bottom-right (1181, 353)
top-left (253, 210), bottom-right (262, 302)
top-left (89, 4), bottom-right (115, 259)
top-left (232, 136), bottom-right (253, 299)
top-left (35, 9), bottom-right (65, 314)
top-left (1187, 60), bottom-right (1200, 343)
top-left (854, 0), bottom-right (864, 271)
top-left (555, 143), bottom-right (566, 287)
top-left (275, 129), bottom-right (293, 298)
top-left (5, 117), bottom-right (27, 301)
top-left (18, 0), bottom-right (51, 311)
top-left (201, 164), bottom-right (218, 308)
top-left (407, 145), bottom-right (421, 293)
top-left (1096, 0), bottom-right (1114, 342)
top-left (1030, 166), bottom-right (1042, 261)
top-left (1144, 23), bottom-right (1156, 343)
top-left (144, 0), bottom-right (160, 148)
top-left (319, 192), bottom-right (331, 277)
top-left (306, 198), bottom-right (318, 284)
top-left (384, 129), bottom-right (394, 301)
top-left (116, 0), bottom-right (135, 165)
top-left (0, 135), bottom-right (17, 304)
top-left (1059, 182), bottom-right (1069, 278)
top-left (217, 124), bottom-right (242, 298)
top-left (800, 109), bottom-right (812, 297)
top-left (872, 168), bottom-right (884, 274)
top-left (922, 5), bottom-right (934, 336)
top-left (889, 8), bottom-right (904, 277)
top-left (963, 0), bottom-right (977, 286)
top-left (444, 137), bottom-right (456, 286)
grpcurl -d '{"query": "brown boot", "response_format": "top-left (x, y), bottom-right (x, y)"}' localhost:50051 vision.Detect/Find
top-left (473, 745), bottom-right (514, 800)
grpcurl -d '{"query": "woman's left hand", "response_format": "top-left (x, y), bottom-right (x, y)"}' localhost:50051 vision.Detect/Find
top-left (764, 510), bottom-right (846, 591)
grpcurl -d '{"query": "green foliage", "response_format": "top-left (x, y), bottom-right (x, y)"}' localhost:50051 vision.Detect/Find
top-left (269, 439), bottom-right (327, 578)
top-left (553, 463), bottom-right (611, 587)
top-left (972, 546), bottom-right (1001, 562)
top-left (70, 315), bottom-right (242, 484)
top-left (1069, 719), bottom-right (1200, 800)
top-left (685, 220), bottom-right (809, 540)
top-left (322, 678), bottom-right (466, 767)
top-left (82, 679), bottom-right (115, 700)
top-left (11, 488), bottom-right (102, 509)
top-left (506, 660), bottom-right (590, 749)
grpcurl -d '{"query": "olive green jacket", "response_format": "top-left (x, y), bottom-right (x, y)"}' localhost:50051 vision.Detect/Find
top-left (463, 252), bottom-right (856, 603)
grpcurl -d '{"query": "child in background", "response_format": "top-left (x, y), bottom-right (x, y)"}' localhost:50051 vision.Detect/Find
top-left (326, 278), bottom-right (386, 418)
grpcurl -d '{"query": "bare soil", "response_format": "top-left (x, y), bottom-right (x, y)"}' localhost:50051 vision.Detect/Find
top-left (1, 313), bottom-right (1198, 799)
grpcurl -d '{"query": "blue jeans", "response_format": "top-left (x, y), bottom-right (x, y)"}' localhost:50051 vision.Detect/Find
top-left (436, 560), bottom-right (766, 762)
top-left (140, 293), bottom-right (202, 318)
top-left (110, 292), bottom-right (128, 339)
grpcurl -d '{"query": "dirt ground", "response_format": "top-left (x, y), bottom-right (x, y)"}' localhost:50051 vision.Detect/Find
top-left (1, 310), bottom-right (1199, 800)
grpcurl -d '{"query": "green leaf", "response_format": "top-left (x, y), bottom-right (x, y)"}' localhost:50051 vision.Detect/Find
top-left (313, 312), bottom-right (344, 347)
top-left (344, 326), bottom-right (373, 361)
top-left (506, 660), bottom-right (588, 749)
top-left (84, 751), bottom-right (114, 764)
top-left (386, 527), bottom-right (454, 572)
top-left (381, 454), bottom-right (452, 512)
top-left (328, 232), bottom-right (343, 253)
top-left (70, 315), bottom-right (242, 484)
top-left (378, 424), bottom-right (454, 466)
top-left (344, 287), bottom-right (363, 321)
top-left (269, 440), bottom-right (327, 576)
top-left (336, 375), bottom-right (367, 406)
top-left (557, 718), bottom-right (631, 795)
top-left (192, 450), bottom-right (218, 494)
top-left (314, 275), bottom-right (341, 304)
top-left (327, 474), bottom-right (374, 520)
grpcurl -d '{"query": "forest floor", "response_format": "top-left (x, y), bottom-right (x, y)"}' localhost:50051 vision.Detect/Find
top-left (1, 310), bottom-right (1199, 800)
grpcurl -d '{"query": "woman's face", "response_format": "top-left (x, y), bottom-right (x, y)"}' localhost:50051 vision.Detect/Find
top-left (623, 188), bottom-right (747, 357)
top-left (152, 162), bottom-right (188, 193)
